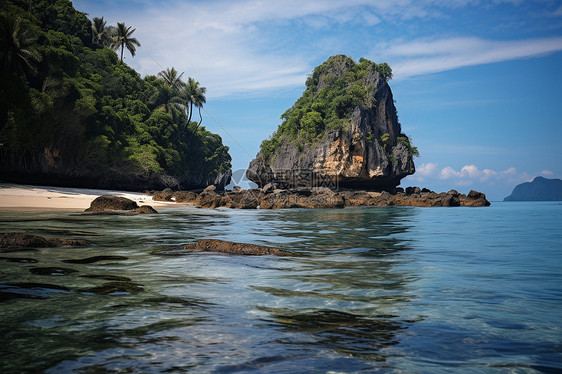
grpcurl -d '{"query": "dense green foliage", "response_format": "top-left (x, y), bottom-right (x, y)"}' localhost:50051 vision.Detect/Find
top-left (0, 0), bottom-right (231, 185)
top-left (260, 56), bottom-right (394, 163)
top-left (396, 136), bottom-right (419, 157)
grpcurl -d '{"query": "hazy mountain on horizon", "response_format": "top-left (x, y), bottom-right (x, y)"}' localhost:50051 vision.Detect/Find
top-left (504, 176), bottom-right (562, 201)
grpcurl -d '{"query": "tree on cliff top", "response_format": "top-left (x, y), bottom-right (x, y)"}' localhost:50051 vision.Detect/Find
top-left (111, 22), bottom-right (140, 63)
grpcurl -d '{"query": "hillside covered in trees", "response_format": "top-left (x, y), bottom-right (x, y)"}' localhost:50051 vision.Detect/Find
top-left (0, 0), bottom-right (231, 190)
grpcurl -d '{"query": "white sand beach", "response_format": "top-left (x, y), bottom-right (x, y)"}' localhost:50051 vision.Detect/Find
top-left (0, 183), bottom-right (177, 211)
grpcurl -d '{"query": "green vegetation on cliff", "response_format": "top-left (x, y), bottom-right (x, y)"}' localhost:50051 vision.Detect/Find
top-left (0, 0), bottom-right (231, 188)
top-left (260, 55), bottom-right (398, 163)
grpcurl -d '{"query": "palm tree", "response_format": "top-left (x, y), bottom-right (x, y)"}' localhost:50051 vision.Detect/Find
top-left (150, 84), bottom-right (182, 119)
top-left (0, 16), bottom-right (41, 77)
top-left (111, 22), bottom-right (140, 63)
top-left (91, 16), bottom-right (108, 47)
top-left (183, 77), bottom-right (206, 129)
top-left (158, 67), bottom-right (184, 92)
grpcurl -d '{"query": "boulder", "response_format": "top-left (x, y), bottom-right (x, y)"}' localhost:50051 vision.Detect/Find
top-left (173, 191), bottom-right (198, 203)
top-left (202, 185), bottom-right (216, 193)
top-left (85, 195), bottom-right (158, 214)
top-left (405, 186), bottom-right (420, 195)
top-left (460, 190), bottom-right (491, 207)
top-left (194, 187), bottom-right (222, 209)
top-left (183, 239), bottom-right (292, 256)
top-left (152, 188), bottom-right (174, 201)
top-left (221, 190), bottom-right (261, 209)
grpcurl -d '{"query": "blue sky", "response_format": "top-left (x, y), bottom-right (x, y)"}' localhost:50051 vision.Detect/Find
top-left (73, 0), bottom-right (562, 200)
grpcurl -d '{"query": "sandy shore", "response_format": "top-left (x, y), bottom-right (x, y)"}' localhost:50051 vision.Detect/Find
top-left (0, 183), bottom-right (178, 211)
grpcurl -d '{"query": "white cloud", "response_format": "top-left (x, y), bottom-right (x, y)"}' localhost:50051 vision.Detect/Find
top-left (116, 0), bottom-right (420, 97)
top-left (380, 37), bottom-right (562, 79)
top-left (541, 169), bottom-right (554, 175)
top-left (438, 164), bottom-right (533, 186)
top-left (410, 162), bottom-right (439, 182)
top-left (418, 162), bottom-right (439, 176)
top-left (81, 0), bottom-right (562, 97)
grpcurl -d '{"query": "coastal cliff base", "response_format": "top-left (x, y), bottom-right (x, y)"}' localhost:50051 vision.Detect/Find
top-left (153, 186), bottom-right (490, 209)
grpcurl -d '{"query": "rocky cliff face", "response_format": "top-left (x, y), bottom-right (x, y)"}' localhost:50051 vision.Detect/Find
top-left (0, 149), bottom-right (231, 191)
top-left (246, 55), bottom-right (415, 191)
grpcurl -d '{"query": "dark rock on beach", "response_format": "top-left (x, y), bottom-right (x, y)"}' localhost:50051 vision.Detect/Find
top-left (173, 191), bottom-right (198, 203)
top-left (152, 188), bottom-right (174, 201)
top-left (183, 239), bottom-right (293, 256)
top-left (84, 195), bottom-right (158, 214)
top-left (0, 232), bottom-right (89, 249)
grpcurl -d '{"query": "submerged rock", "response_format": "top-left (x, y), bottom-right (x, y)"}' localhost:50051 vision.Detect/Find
top-left (62, 255), bottom-right (128, 264)
top-left (183, 239), bottom-right (292, 256)
top-left (81, 281), bottom-right (143, 295)
top-left (0, 232), bottom-right (89, 249)
top-left (84, 195), bottom-right (158, 214)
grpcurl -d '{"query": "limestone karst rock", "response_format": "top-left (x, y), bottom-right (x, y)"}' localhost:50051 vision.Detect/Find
top-left (247, 55), bottom-right (416, 191)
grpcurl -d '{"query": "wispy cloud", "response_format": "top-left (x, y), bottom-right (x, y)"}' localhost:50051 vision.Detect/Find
top-left (380, 37), bottom-right (562, 79)
top-left (438, 164), bottom-right (532, 186)
top-left (409, 162), bottom-right (538, 187)
top-left (86, 0), bottom-right (562, 97)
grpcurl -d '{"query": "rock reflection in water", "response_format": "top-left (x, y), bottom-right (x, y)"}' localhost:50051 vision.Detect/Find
top-left (0, 256), bottom-right (38, 263)
top-left (30, 267), bottom-right (78, 276)
top-left (0, 282), bottom-right (71, 301)
top-left (263, 308), bottom-right (406, 361)
top-left (80, 281), bottom-right (144, 295)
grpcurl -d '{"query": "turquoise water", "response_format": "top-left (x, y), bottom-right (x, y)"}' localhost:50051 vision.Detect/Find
top-left (0, 202), bottom-right (561, 373)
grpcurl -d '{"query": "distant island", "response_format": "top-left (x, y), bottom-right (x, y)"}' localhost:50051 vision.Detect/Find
top-left (504, 177), bottom-right (562, 201)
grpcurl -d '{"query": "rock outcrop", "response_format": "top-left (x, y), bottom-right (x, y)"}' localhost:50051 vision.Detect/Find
top-left (84, 195), bottom-right (158, 214)
top-left (0, 233), bottom-right (89, 249)
top-left (504, 176), bottom-right (562, 201)
top-left (183, 187), bottom-right (490, 209)
top-left (247, 55), bottom-right (415, 191)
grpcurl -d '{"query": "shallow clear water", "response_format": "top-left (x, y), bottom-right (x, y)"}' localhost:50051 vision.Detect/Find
top-left (0, 202), bottom-right (561, 373)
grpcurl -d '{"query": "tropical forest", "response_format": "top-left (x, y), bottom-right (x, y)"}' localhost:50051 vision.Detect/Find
top-left (0, 0), bottom-right (232, 190)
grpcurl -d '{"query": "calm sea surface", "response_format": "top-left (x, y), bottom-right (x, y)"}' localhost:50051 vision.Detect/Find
top-left (0, 202), bottom-right (561, 373)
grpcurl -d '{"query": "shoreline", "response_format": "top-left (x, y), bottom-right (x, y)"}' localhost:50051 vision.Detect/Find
top-left (0, 183), bottom-right (181, 211)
